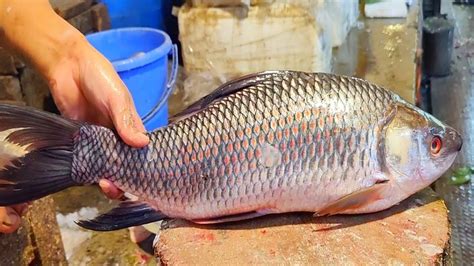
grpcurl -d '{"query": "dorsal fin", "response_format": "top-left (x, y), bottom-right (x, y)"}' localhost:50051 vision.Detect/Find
top-left (169, 70), bottom-right (283, 124)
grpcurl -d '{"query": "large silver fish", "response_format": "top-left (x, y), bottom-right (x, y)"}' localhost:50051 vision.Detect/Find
top-left (0, 71), bottom-right (462, 230)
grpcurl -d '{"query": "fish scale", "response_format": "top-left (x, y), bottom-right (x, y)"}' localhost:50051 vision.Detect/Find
top-left (69, 71), bottom-right (394, 219)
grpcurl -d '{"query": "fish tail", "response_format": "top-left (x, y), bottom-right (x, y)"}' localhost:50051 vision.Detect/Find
top-left (0, 103), bottom-right (82, 206)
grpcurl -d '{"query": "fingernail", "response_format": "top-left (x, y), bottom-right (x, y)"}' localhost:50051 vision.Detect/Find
top-left (99, 180), bottom-right (110, 194)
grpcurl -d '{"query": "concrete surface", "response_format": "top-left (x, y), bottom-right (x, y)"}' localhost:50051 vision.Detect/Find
top-left (332, 0), bottom-right (421, 104)
top-left (53, 187), bottom-right (155, 265)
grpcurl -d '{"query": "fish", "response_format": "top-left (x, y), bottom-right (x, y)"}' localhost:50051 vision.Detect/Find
top-left (0, 70), bottom-right (462, 231)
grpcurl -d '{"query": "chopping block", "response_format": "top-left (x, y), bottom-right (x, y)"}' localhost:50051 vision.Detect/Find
top-left (154, 188), bottom-right (449, 265)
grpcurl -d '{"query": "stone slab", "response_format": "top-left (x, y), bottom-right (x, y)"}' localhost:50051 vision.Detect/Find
top-left (0, 47), bottom-right (18, 75)
top-left (20, 67), bottom-right (50, 110)
top-left (67, 8), bottom-right (94, 34)
top-left (0, 76), bottom-right (23, 102)
top-left (155, 188), bottom-right (449, 265)
top-left (91, 3), bottom-right (111, 32)
top-left (189, 0), bottom-right (250, 7)
top-left (50, 0), bottom-right (93, 19)
top-left (26, 197), bottom-right (68, 265)
top-left (0, 196), bottom-right (67, 265)
top-left (0, 100), bottom-right (25, 106)
top-left (0, 224), bottom-right (36, 266)
top-left (13, 56), bottom-right (25, 70)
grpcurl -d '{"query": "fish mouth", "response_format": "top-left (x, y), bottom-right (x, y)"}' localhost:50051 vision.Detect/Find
top-left (446, 127), bottom-right (463, 152)
top-left (457, 137), bottom-right (463, 151)
top-left (455, 132), bottom-right (463, 151)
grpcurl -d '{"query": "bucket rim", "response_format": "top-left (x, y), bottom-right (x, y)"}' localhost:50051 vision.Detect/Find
top-left (86, 27), bottom-right (172, 72)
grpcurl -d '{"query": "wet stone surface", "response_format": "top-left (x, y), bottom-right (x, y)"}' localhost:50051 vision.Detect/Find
top-left (431, 2), bottom-right (474, 264)
top-left (0, 197), bottom-right (67, 266)
top-left (155, 188), bottom-right (449, 265)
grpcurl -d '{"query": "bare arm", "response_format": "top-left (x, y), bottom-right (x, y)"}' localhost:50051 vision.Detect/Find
top-left (0, 0), bottom-right (79, 79)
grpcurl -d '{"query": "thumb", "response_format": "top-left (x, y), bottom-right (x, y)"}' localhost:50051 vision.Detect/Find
top-left (108, 93), bottom-right (150, 148)
top-left (99, 179), bottom-right (124, 199)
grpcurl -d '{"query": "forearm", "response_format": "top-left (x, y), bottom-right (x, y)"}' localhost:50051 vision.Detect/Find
top-left (0, 0), bottom-right (86, 81)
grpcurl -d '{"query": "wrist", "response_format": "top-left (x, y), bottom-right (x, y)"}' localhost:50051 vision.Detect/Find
top-left (42, 28), bottom-right (88, 84)
top-left (0, 1), bottom-right (86, 83)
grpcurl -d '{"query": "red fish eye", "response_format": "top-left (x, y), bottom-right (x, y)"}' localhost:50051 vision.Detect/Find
top-left (431, 136), bottom-right (442, 154)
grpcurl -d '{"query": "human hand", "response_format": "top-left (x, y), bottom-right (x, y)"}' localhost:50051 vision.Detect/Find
top-left (46, 37), bottom-right (150, 148)
top-left (0, 1), bottom-right (149, 202)
top-left (46, 37), bottom-right (151, 200)
top-left (0, 204), bottom-right (28, 234)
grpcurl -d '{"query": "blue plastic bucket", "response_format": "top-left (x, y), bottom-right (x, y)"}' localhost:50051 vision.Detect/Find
top-left (86, 27), bottom-right (178, 131)
top-left (97, 0), bottom-right (167, 30)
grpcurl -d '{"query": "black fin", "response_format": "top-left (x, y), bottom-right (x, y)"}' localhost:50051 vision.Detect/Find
top-left (169, 70), bottom-right (281, 123)
top-left (76, 201), bottom-right (167, 231)
top-left (191, 211), bottom-right (269, 224)
top-left (0, 104), bottom-right (82, 205)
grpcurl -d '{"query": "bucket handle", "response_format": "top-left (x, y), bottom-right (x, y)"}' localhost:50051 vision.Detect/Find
top-left (141, 44), bottom-right (179, 124)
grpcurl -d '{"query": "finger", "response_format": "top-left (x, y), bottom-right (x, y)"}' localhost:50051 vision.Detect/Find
top-left (48, 68), bottom-right (91, 123)
top-left (0, 207), bottom-right (21, 234)
top-left (131, 108), bottom-right (147, 133)
top-left (108, 93), bottom-right (150, 148)
top-left (121, 94), bottom-right (147, 134)
top-left (129, 226), bottom-right (153, 243)
top-left (99, 179), bottom-right (124, 200)
top-left (83, 103), bottom-right (114, 129)
top-left (81, 51), bottom-right (150, 147)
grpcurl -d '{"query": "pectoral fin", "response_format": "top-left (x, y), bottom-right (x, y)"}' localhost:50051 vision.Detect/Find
top-left (315, 180), bottom-right (389, 216)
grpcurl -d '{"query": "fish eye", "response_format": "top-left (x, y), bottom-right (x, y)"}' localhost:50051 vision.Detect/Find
top-left (431, 136), bottom-right (442, 155)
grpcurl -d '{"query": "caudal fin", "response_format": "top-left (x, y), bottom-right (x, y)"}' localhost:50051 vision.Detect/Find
top-left (0, 104), bottom-right (82, 206)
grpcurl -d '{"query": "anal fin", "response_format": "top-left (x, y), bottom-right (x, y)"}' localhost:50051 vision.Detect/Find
top-left (191, 210), bottom-right (271, 224)
top-left (76, 201), bottom-right (166, 231)
top-left (315, 181), bottom-right (389, 216)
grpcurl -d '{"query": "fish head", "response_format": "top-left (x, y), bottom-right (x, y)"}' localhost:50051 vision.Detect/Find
top-left (384, 102), bottom-right (462, 193)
